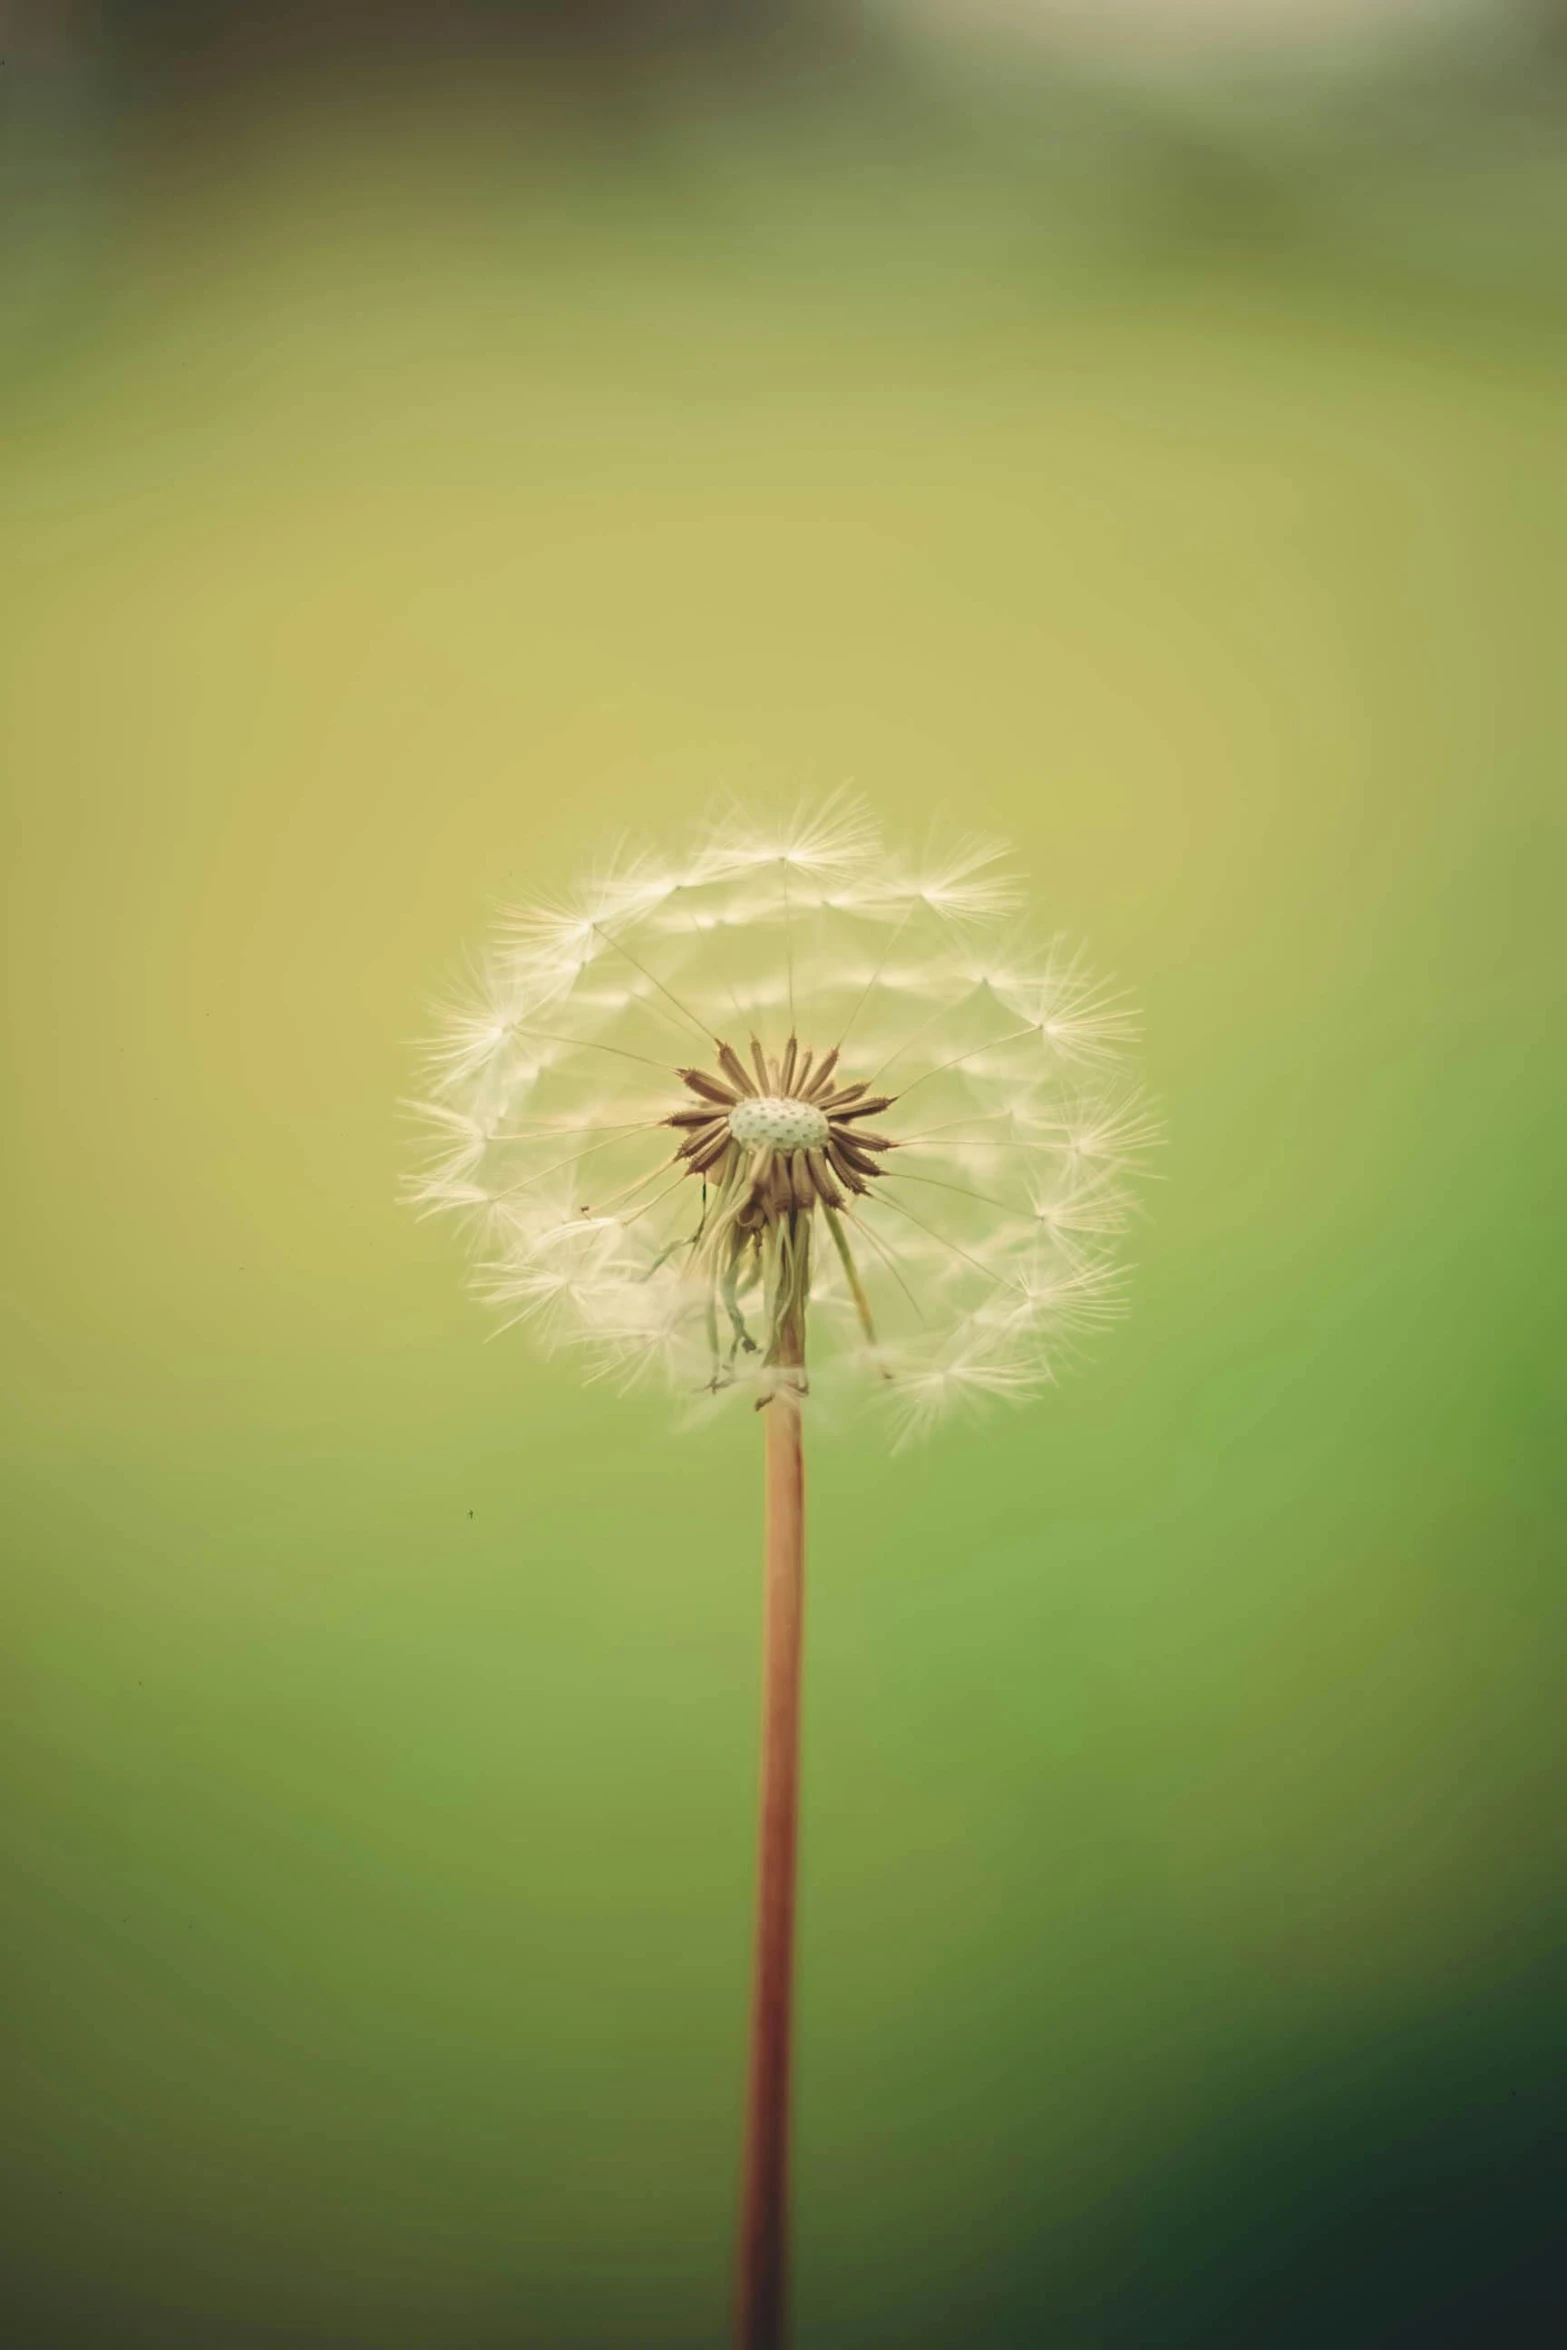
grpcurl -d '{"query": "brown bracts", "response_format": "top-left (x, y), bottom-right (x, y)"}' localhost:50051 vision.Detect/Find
top-left (664, 1034), bottom-right (901, 1224)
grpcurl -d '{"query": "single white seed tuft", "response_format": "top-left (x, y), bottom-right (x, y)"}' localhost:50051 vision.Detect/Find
top-left (728, 1095), bottom-right (831, 1152)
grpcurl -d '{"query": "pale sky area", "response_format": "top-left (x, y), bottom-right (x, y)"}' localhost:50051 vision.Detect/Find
top-left (880, 0), bottom-right (1501, 75)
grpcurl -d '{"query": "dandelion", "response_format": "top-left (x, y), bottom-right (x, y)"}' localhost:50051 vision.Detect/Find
top-left (407, 794), bottom-right (1156, 2348)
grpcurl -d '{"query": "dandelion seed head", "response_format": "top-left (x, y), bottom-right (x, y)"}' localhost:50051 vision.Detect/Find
top-left (411, 796), bottom-right (1157, 1439)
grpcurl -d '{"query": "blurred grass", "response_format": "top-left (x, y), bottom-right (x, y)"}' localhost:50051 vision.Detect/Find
top-left (3, 72), bottom-right (1566, 2348)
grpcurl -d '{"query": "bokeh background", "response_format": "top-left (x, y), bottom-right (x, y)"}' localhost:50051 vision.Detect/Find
top-left (3, 4), bottom-right (1565, 2343)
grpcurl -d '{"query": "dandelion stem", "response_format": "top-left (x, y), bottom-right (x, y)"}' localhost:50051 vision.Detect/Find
top-left (737, 1322), bottom-right (805, 2350)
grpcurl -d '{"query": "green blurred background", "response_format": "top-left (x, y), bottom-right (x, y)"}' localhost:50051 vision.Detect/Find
top-left (3, 4), bottom-right (1565, 2343)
